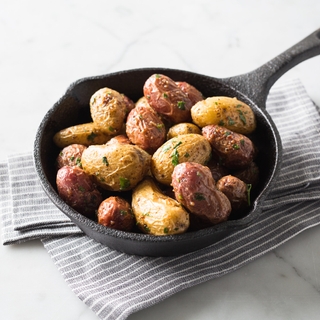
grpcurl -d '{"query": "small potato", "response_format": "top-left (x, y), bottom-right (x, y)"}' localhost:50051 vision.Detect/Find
top-left (175, 81), bottom-right (204, 105)
top-left (56, 166), bottom-right (102, 218)
top-left (143, 74), bottom-right (193, 124)
top-left (81, 143), bottom-right (151, 191)
top-left (191, 96), bottom-right (256, 134)
top-left (126, 104), bottom-right (166, 154)
top-left (151, 134), bottom-right (212, 185)
top-left (172, 162), bottom-right (231, 225)
top-left (216, 175), bottom-right (249, 214)
top-left (167, 122), bottom-right (201, 140)
top-left (56, 144), bottom-right (87, 169)
top-left (90, 87), bottom-right (128, 135)
top-left (132, 177), bottom-right (189, 235)
top-left (97, 196), bottom-right (135, 231)
top-left (53, 122), bottom-right (112, 148)
top-left (202, 125), bottom-right (255, 170)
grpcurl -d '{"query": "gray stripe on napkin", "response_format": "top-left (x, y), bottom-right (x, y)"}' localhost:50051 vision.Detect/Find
top-left (0, 157), bottom-right (82, 245)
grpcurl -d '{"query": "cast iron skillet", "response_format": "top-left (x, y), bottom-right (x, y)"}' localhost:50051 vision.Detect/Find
top-left (34, 29), bottom-right (320, 256)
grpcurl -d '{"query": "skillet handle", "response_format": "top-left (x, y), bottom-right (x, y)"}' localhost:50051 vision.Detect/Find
top-left (222, 28), bottom-right (320, 108)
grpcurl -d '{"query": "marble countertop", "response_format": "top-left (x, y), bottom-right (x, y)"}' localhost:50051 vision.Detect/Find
top-left (1, 1), bottom-right (320, 319)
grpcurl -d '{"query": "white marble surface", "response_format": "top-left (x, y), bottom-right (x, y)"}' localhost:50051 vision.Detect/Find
top-left (1, 1), bottom-right (320, 319)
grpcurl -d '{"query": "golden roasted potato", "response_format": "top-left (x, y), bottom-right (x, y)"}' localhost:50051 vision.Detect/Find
top-left (151, 133), bottom-right (212, 185)
top-left (166, 122), bottom-right (201, 140)
top-left (191, 96), bottom-right (256, 134)
top-left (132, 177), bottom-right (189, 235)
top-left (90, 87), bottom-right (128, 135)
top-left (81, 143), bottom-right (151, 191)
top-left (53, 122), bottom-right (112, 148)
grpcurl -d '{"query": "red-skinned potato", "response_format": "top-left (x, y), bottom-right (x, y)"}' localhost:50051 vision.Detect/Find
top-left (97, 196), bottom-right (135, 231)
top-left (126, 104), bottom-right (166, 154)
top-left (143, 74), bottom-right (193, 124)
top-left (56, 144), bottom-right (87, 169)
top-left (172, 162), bottom-right (231, 225)
top-left (202, 124), bottom-right (255, 169)
top-left (56, 166), bottom-right (102, 218)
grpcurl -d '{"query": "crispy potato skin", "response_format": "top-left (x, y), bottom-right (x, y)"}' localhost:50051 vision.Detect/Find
top-left (97, 196), bottom-right (135, 231)
top-left (172, 162), bottom-right (231, 225)
top-left (132, 177), bottom-right (189, 235)
top-left (81, 143), bottom-right (151, 191)
top-left (56, 144), bottom-right (87, 169)
top-left (167, 122), bottom-right (201, 140)
top-left (53, 122), bottom-right (112, 148)
top-left (216, 175), bottom-right (248, 214)
top-left (143, 74), bottom-right (193, 124)
top-left (56, 166), bottom-right (102, 218)
top-left (202, 125), bottom-right (255, 169)
top-left (90, 87), bottom-right (127, 135)
top-left (151, 134), bottom-right (212, 185)
top-left (191, 96), bottom-right (256, 134)
top-left (126, 105), bottom-right (166, 154)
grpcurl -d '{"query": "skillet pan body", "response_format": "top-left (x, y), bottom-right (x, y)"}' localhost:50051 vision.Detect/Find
top-left (34, 68), bottom-right (281, 256)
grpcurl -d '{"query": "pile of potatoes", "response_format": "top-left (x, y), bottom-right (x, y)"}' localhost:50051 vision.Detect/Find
top-left (54, 74), bottom-right (259, 236)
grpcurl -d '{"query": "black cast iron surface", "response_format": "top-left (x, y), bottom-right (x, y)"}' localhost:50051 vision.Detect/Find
top-left (34, 29), bottom-right (320, 256)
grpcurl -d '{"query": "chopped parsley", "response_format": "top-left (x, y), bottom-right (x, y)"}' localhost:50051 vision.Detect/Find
top-left (171, 141), bottom-right (182, 166)
top-left (87, 132), bottom-right (97, 141)
top-left (163, 227), bottom-right (169, 234)
top-left (119, 177), bottom-right (130, 190)
top-left (237, 109), bottom-right (247, 125)
top-left (102, 156), bottom-right (109, 166)
top-left (194, 193), bottom-right (206, 201)
top-left (228, 117), bottom-right (235, 126)
top-left (177, 101), bottom-right (186, 110)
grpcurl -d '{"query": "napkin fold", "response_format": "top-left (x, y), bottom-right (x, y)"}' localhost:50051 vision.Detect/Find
top-left (1, 78), bottom-right (320, 320)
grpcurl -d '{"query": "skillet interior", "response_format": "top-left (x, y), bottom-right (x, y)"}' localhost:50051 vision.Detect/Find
top-left (34, 67), bottom-right (281, 256)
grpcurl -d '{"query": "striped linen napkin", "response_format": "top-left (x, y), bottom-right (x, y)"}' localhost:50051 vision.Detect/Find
top-left (1, 78), bottom-right (320, 320)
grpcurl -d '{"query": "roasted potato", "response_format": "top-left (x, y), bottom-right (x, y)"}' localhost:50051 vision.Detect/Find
top-left (172, 162), bottom-right (231, 225)
top-left (56, 144), bottom-right (87, 169)
top-left (97, 196), bottom-right (135, 231)
top-left (202, 125), bottom-right (255, 169)
top-left (151, 133), bottom-right (212, 185)
top-left (53, 122), bottom-right (112, 148)
top-left (90, 87), bottom-right (128, 135)
top-left (166, 122), bottom-right (201, 140)
top-left (56, 166), bottom-right (102, 218)
top-left (143, 74), bottom-right (193, 124)
top-left (216, 175), bottom-right (249, 214)
top-left (191, 96), bottom-right (256, 134)
top-left (132, 177), bottom-right (189, 235)
top-left (126, 104), bottom-right (166, 154)
top-left (81, 143), bottom-right (151, 191)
